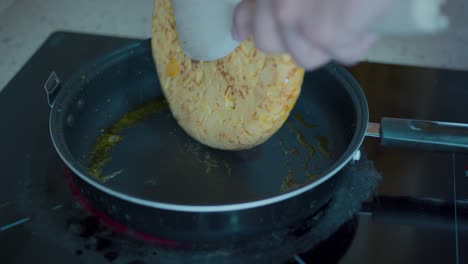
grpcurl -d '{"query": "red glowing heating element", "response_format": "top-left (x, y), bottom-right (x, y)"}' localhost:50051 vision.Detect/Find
top-left (64, 169), bottom-right (182, 248)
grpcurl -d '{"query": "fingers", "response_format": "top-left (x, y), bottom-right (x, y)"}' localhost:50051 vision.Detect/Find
top-left (272, 0), bottom-right (303, 25)
top-left (279, 24), bottom-right (330, 70)
top-left (232, 0), bottom-right (332, 70)
top-left (251, 0), bottom-right (284, 53)
top-left (232, 0), bottom-right (255, 41)
top-left (232, 0), bottom-right (380, 71)
top-left (233, 0), bottom-right (285, 53)
top-left (273, 0), bottom-right (331, 69)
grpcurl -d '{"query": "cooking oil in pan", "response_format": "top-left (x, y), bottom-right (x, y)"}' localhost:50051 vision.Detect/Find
top-left (280, 169), bottom-right (300, 193)
top-left (293, 113), bottom-right (316, 129)
top-left (87, 99), bottom-right (332, 197)
top-left (316, 135), bottom-right (330, 160)
top-left (88, 97), bottom-right (232, 183)
top-left (176, 139), bottom-right (232, 177)
top-left (278, 113), bottom-right (331, 193)
top-left (88, 99), bottom-right (168, 181)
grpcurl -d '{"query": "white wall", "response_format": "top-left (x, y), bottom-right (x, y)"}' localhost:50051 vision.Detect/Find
top-left (367, 0), bottom-right (468, 71)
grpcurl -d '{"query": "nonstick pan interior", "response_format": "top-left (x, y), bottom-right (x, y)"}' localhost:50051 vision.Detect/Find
top-left (52, 40), bottom-right (361, 206)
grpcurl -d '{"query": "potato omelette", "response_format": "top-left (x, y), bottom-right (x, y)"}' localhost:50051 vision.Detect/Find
top-left (151, 0), bottom-right (305, 150)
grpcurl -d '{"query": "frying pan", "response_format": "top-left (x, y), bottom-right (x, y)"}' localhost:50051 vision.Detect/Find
top-left (45, 39), bottom-right (468, 243)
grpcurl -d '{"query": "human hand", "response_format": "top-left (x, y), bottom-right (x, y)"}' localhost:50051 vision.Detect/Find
top-left (232, 0), bottom-right (392, 70)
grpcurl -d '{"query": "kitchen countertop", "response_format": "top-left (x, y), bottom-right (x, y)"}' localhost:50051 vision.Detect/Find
top-left (0, 0), bottom-right (152, 90)
top-left (1, 0), bottom-right (467, 91)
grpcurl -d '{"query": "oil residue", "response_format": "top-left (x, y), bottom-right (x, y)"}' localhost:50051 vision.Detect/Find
top-left (280, 169), bottom-right (300, 193)
top-left (287, 122), bottom-right (315, 169)
top-left (223, 160), bottom-right (232, 177)
top-left (278, 114), bottom-right (324, 192)
top-left (316, 135), bottom-right (331, 160)
top-left (88, 99), bottom-right (168, 181)
top-left (294, 113), bottom-right (316, 129)
top-left (181, 140), bottom-right (233, 176)
top-left (306, 171), bottom-right (318, 182)
top-left (203, 151), bottom-right (219, 174)
top-left (279, 139), bottom-right (300, 157)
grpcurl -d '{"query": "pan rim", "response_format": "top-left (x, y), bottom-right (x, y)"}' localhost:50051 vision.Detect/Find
top-left (49, 40), bottom-right (369, 213)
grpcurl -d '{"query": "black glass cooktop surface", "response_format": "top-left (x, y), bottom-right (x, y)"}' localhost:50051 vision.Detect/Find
top-left (1, 31), bottom-right (466, 264)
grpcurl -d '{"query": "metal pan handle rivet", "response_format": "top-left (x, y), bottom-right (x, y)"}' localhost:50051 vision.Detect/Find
top-left (352, 150), bottom-right (362, 163)
top-left (44, 71), bottom-right (62, 107)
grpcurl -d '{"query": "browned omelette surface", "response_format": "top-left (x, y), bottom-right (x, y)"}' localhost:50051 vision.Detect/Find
top-left (151, 0), bottom-right (305, 150)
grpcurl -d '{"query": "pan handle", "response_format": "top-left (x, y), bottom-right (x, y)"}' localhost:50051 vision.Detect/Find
top-left (44, 71), bottom-right (62, 107)
top-left (367, 118), bottom-right (468, 153)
